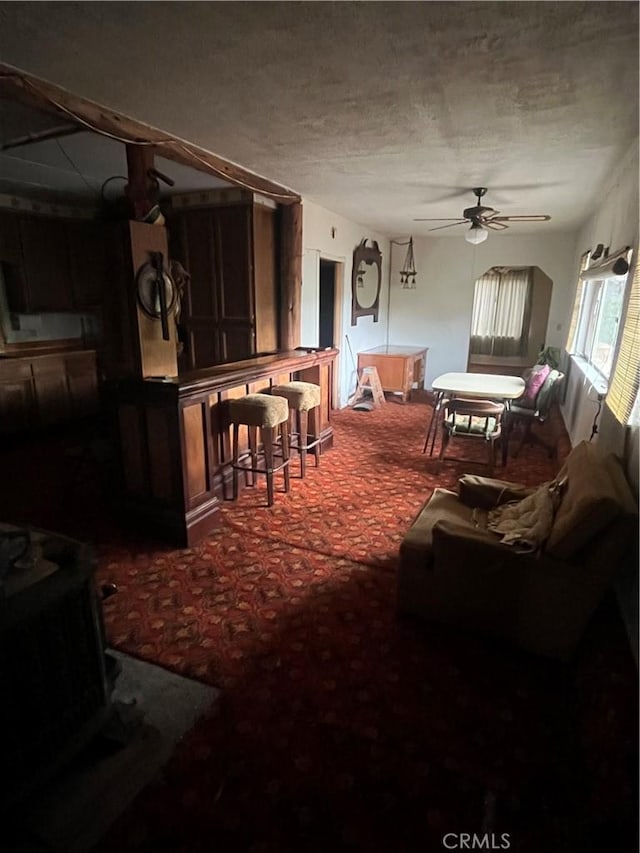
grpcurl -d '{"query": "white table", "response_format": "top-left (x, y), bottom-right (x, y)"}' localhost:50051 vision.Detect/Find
top-left (424, 372), bottom-right (526, 463)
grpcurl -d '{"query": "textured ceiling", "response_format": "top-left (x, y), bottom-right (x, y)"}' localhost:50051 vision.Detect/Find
top-left (0, 1), bottom-right (637, 236)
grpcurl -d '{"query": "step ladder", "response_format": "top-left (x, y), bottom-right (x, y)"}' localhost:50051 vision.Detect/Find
top-left (351, 366), bottom-right (386, 410)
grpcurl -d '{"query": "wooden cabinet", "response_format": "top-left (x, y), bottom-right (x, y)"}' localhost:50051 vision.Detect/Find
top-left (66, 220), bottom-right (108, 308)
top-left (0, 210), bottom-right (21, 264)
top-left (168, 200), bottom-right (278, 370)
top-left (19, 217), bottom-right (74, 312)
top-left (1, 212), bottom-right (108, 313)
top-left (66, 351), bottom-right (100, 417)
top-left (32, 356), bottom-right (70, 425)
top-left (0, 360), bottom-right (36, 434)
top-left (0, 350), bottom-right (98, 433)
top-left (357, 346), bottom-right (427, 402)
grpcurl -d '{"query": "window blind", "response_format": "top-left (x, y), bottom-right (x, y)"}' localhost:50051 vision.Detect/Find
top-left (607, 250), bottom-right (639, 424)
top-left (565, 251), bottom-right (590, 352)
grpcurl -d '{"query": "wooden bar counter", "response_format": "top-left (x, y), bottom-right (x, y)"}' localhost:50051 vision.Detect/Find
top-left (115, 348), bottom-right (337, 546)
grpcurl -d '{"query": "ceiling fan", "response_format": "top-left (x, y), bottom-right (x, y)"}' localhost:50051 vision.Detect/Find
top-left (413, 187), bottom-right (551, 244)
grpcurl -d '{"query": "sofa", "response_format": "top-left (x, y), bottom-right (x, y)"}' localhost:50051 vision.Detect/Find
top-left (397, 441), bottom-right (638, 659)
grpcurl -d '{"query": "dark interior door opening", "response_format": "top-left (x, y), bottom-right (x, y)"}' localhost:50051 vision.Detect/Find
top-left (319, 259), bottom-right (336, 348)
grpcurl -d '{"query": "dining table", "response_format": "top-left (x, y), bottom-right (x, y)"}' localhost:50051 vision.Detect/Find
top-left (424, 371), bottom-right (526, 465)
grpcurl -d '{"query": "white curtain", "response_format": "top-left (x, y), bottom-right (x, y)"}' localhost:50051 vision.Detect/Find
top-left (470, 267), bottom-right (532, 356)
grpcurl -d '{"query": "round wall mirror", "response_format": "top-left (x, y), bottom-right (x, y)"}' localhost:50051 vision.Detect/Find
top-left (351, 239), bottom-right (382, 325)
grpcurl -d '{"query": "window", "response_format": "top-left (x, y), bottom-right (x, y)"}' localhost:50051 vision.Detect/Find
top-left (574, 277), bottom-right (626, 377)
top-left (470, 267), bottom-right (532, 357)
top-left (567, 250), bottom-right (632, 382)
top-left (565, 251), bottom-right (590, 352)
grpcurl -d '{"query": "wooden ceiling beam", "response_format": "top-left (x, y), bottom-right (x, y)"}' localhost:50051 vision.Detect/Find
top-left (0, 63), bottom-right (300, 204)
top-left (1, 124), bottom-right (82, 151)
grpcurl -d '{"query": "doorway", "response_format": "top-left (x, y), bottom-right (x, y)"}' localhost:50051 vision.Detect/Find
top-left (317, 257), bottom-right (343, 407)
top-left (319, 259), bottom-right (337, 348)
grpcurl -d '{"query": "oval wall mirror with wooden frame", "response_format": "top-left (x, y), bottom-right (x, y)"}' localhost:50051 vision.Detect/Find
top-left (351, 239), bottom-right (382, 325)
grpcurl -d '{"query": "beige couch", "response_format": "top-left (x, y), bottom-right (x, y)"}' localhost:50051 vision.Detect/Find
top-left (397, 441), bottom-right (638, 659)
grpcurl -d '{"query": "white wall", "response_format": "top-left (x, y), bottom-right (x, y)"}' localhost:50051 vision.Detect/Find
top-left (559, 138), bottom-right (639, 660)
top-left (302, 199), bottom-right (390, 407)
top-left (560, 138), bottom-right (640, 454)
top-left (387, 230), bottom-right (578, 387)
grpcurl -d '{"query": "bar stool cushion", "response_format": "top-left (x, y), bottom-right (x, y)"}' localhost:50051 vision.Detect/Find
top-left (229, 393), bottom-right (289, 428)
top-left (271, 381), bottom-right (321, 412)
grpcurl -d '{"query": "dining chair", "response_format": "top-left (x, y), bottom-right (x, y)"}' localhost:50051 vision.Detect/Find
top-left (506, 369), bottom-right (565, 458)
top-left (437, 397), bottom-right (505, 474)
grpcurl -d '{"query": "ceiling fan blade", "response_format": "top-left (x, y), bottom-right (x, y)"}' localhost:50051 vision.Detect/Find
top-left (484, 220), bottom-right (509, 231)
top-left (412, 217), bottom-right (469, 222)
top-left (491, 215), bottom-right (551, 222)
top-left (482, 209), bottom-right (502, 219)
top-left (427, 220), bottom-right (469, 232)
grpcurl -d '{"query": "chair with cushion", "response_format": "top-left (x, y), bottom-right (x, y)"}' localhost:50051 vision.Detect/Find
top-left (397, 440), bottom-right (638, 659)
top-left (437, 398), bottom-right (504, 474)
top-left (507, 367), bottom-right (565, 458)
top-left (270, 381), bottom-right (322, 478)
top-left (228, 393), bottom-right (291, 506)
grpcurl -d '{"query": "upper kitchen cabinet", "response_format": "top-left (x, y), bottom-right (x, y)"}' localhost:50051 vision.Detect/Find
top-left (0, 210), bottom-right (21, 264)
top-left (168, 198), bottom-right (278, 370)
top-left (66, 219), bottom-right (109, 308)
top-left (0, 211), bottom-right (109, 313)
top-left (19, 216), bottom-right (74, 312)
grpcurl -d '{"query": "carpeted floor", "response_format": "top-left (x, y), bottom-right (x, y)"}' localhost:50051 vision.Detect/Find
top-left (1, 400), bottom-right (637, 852)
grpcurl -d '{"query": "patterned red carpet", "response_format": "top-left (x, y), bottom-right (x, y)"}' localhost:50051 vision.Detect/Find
top-left (1, 401), bottom-right (637, 852)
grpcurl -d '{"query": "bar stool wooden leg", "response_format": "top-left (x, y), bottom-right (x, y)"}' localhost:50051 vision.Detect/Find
top-left (248, 426), bottom-right (258, 487)
top-left (299, 409), bottom-right (308, 479)
top-left (310, 405), bottom-right (321, 467)
top-left (262, 425), bottom-right (275, 506)
top-left (280, 420), bottom-right (291, 493)
top-left (232, 423), bottom-right (240, 500)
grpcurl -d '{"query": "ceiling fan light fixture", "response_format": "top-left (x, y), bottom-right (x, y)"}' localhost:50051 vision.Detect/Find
top-left (465, 223), bottom-right (488, 245)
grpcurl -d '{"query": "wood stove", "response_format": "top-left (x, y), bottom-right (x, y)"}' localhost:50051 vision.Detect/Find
top-left (0, 524), bottom-right (111, 808)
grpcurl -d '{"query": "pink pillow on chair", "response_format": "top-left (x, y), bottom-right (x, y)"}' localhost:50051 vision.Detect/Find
top-left (519, 364), bottom-right (551, 409)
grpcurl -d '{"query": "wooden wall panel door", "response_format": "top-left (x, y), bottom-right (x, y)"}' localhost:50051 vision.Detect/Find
top-left (253, 206), bottom-right (278, 353)
top-left (182, 401), bottom-right (209, 506)
top-left (216, 206), bottom-right (252, 322)
top-left (178, 210), bottom-right (218, 319)
top-left (187, 320), bottom-right (220, 370)
top-left (145, 407), bottom-right (176, 502)
top-left (220, 325), bottom-right (255, 364)
top-left (168, 201), bottom-right (278, 370)
top-left (20, 217), bottom-right (73, 311)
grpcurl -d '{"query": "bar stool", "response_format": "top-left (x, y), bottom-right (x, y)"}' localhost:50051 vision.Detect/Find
top-left (228, 393), bottom-right (290, 506)
top-left (270, 381), bottom-right (321, 477)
